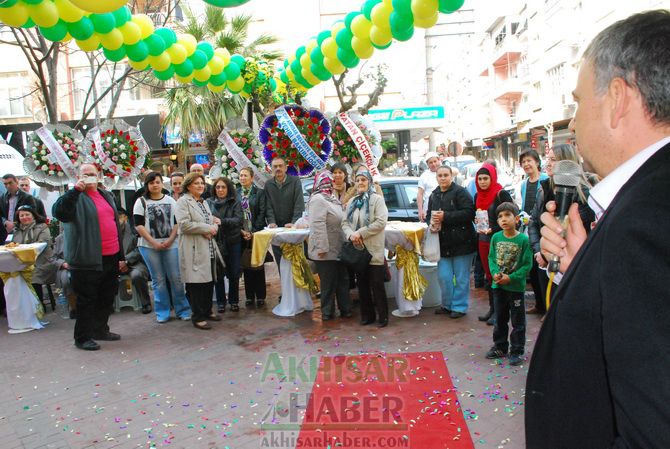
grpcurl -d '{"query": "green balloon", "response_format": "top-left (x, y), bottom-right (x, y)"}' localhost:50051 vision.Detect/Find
top-left (144, 35), bottom-right (166, 56)
top-left (337, 48), bottom-right (359, 68)
top-left (336, 28), bottom-right (354, 51)
top-left (390, 11), bottom-right (414, 34)
top-left (243, 83), bottom-right (252, 94)
top-left (90, 13), bottom-right (116, 34)
top-left (126, 41), bottom-right (149, 62)
top-left (310, 47), bottom-right (324, 66)
top-left (22, 0), bottom-right (41, 5)
top-left (311, 63), bottom-right (331, 81)
top-left (196, 42), bottom-right (214, 60)
top-left (362, 0), bottom-right (381, 20)
top-left (279, 70), bottom-right (289, 84)
top-left (438, 0), bottom-right (465, 13)
top-left (392, 0), bottom-right (412, 14)
top-left (154, 28), bottom-right (176, 47)
top-left (200, 0), bottom-right (251, 7)
top-left (209, 71), bottom-right (227, 86)
top-left (295, 46), bottom-right (306, 60)
top-left (153, 66), bottom-right (175, 81)
top-left (21, 18), bottom-right (35, 28)
top-left (224, 62), bottom-right (240, 80)
top-left (0, 0), bottom-right (19, 8)
top-left (112, 6), bottom-right (131, 27)
top-left (103, 46), bottom-right (127, 62)
top-left (344, 12), bottom-right (359, 28)
top-left (270, 78), bottom-right (277, 90)
top-left (39, 20), bottom-right (68, 41)
top-left (292, 71), bottom-right (313, 89)
top-left (372, 39), bottom-right (392, 50)
top-left (68, 17), bottom-right (94, 41)
top-left (391, 22), bottom-right (414, 41)
top-left (175, 59), bottom-right (194, 77)
top-left (189, 50), bottom-right (208, 70)
top-left (317, 30), bottom-right (331, 45)
top-left (192, 79), bottom-right (208, 87)
top-left (230, 54), bottom-right (246, 69)
top-left (290, 59), bottom-right (302, 77)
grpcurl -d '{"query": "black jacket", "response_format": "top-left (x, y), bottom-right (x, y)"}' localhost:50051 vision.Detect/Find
top-left (0, 189), bottom-right (38, 242)
top-left (265, 175), bottom-right (304, 226)
top-left (525, 143), bottom-right (670, 449)
top-left (237, 185), bottom-right (267, 232)
top-left (426, 183), bottom-right (477, 257)
top-left (207, 196), bottom-right (243, 247)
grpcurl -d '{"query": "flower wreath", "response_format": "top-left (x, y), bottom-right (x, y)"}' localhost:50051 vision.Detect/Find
top-left (329, 111), bottom-right (382, 165)
top-left (258, 105), bottom-right (332, 177)
top-left (83, 120), bottom-right (149, 188)
top-left (23, 124), bottom-right (84, 186)
top-left (211, 120), bottom-right (268, 185)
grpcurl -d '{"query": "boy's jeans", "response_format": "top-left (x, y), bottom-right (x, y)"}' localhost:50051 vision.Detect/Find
top-left (492, 288), bottom-right (526, 355)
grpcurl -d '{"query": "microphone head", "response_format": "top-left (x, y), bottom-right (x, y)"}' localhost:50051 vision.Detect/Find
top-left (553, 160), bottom-right (583, 187)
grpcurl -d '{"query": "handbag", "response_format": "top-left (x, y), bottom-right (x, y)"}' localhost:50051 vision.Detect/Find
top-left (340, 241), bottom-right (372, 273)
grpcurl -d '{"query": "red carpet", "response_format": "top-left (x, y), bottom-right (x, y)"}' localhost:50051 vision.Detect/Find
top-left (295, 351), bottom-right (475, 449)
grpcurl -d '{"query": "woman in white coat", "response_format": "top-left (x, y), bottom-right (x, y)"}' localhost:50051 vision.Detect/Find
top-left (342, 170), bottom-right (389, 327)
top-left (175, 173), bottom-right (222, 330)
top-left (308, 171), bottom-right (352, 321)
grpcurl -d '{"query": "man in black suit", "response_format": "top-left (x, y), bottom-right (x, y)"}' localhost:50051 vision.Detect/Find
top-left (526, 10), bottom-right (670, 449)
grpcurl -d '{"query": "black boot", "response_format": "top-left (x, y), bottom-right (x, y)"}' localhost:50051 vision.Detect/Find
top-left (479, 286), bottom-right (495, 323)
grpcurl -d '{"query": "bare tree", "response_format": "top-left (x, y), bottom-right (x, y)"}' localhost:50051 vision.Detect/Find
top-left (332, 63), bottom-right (388, 114)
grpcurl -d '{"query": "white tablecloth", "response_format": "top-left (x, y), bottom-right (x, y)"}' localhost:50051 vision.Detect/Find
top-left (266, 228), bottom-right (314, 317)
top-left (0, 243), bottom-right (47, 333)
top-left (384, 223), bottom-right (428, 317)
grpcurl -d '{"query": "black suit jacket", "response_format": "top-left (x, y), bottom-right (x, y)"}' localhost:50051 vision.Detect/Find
top-left (0, 190), bottom-right (38, 242)
top-left (525, 143), bottom-right (670, 449)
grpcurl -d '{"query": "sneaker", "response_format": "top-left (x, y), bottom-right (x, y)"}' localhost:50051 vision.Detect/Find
top-left (508, 354), bottom-right (524, 366)
top-left (179, 315), bottom-right (192, 321)
top-left (141, 304), bottom-right (152, 314)
top-left (485, 347), bottom-right (507, 359)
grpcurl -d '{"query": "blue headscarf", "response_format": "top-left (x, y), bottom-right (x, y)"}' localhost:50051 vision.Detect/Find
top-left (346, 170), bottom-right (375, 229)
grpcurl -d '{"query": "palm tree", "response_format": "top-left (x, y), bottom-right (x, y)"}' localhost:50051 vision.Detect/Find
top-left (162, 5), bottom-right (282, 163)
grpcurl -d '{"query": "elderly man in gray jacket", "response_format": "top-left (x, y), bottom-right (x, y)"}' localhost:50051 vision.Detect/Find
top-left (264, 157), bottom-right (305, 276)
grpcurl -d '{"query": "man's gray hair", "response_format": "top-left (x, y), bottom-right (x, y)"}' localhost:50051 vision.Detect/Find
top-left (583, 10), bottom-right (670, 126)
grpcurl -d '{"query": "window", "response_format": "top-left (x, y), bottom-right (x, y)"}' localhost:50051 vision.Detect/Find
top-left (401, 184), bottom-right (418, 208)
top-left (547, 63), bottom-right (566, 96)
top-left (71, 66), bottom-right (140, 113)
top-left (381, 185), bottom-right (400, 208)
top-left (0, 72), bottom-right (31, 118)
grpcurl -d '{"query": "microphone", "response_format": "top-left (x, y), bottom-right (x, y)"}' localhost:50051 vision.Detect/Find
top-left (547, 160), bottom-right (584, 273)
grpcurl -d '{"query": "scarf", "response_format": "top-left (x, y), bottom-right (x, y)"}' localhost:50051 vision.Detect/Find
top-left (311, 170), bottom-right (340, 205)
top-left (17, 222), bottom-right (37, 244)
top-left (346, 170), bottom-right (375, 229)
top-left (475, 163), bottom-right (503, 211)
top-left (239, 185), bottom-right (253, 230)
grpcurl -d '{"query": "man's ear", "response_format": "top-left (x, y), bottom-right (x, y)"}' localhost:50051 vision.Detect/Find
top-left (607, 77), bottom-right (632, 129)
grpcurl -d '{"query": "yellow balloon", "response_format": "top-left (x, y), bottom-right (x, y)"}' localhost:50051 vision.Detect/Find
top-left (128, 58), bottom-right (149, 71)
top-left (301, 68), bottom-right (320, 87)
top-left (193, 66), bottom-right (211, 82)
top-left (411, 0), bottom-right (438, 19)
top-left (227, 76), bottom-right (245, 92)
top-left (148, 53), bottom-right (171, 71)
top-left (351, 15), bottom-right (372, 39)
top-left (61, 33), bottom-right (72, 42)
top-left (55, 0), bottom-right (84, 23)
top-left (119, 21), bottom-right (141, 45)
top-left (208, 83), bottom-right (226, 93)
top-left (239, 90), bottom-right (250, 99)
top-left (0, 4), bottom-right (29, 28)
top-left (370, 3), bottom-right (392, 29)
top-left (414, 11), bottom-right (439, 28)
top-left (175, 74), bottom-right (194, 84)
top-left (99, 28), bottom-right (124, 50)
top-left (177, 34), bottom-right (197, 56)
top-left (305, 39), bottom-right (319, 54)
top-left (321, 37), bottom-right (338, 59)
top-left (214, 47), bottom-right (231, 65)
top-left (69, 0), bottom-right (127, 14)
top-left (300, 53), bottom-right (310, 68)
top-left (132, 14), bottom-right (155, 39)
top-left (330, 21), bottom-right (346, 39)
top-left (285, 67), bottom-right (296, 82)
top-left (27, 2), bottom-right (59, 28)
top-left (208, 55), bottom-right (224, 75)
top-left (166, 43), bottom-right (187, 65)
top-left (370, 25), bottom-right (392, 46)
top-left (323, 57), bottom-right (345, 75)
top-left (76, 35), bottom-right (101, 51)
top-left (352, 37), bottom-right (374, 59)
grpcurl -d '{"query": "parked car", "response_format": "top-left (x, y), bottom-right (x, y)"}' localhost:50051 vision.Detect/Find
top-left (302, 176), bottom-right (420, 222)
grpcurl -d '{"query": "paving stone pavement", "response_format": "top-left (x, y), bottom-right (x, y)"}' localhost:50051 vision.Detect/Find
top-left (0, 264), bottom-right (543, 449)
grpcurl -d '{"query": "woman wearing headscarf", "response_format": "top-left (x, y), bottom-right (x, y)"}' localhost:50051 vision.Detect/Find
top-left (308, 171), bottom-right (352, 321)
top-left (342, 170), bottom-right (389, 327)
top-left (237, 167), bottom-right (268, 308)
top-left (474, 163), bottom-right (513, 324)
top-left (527, 144), bottom-right (596, 312)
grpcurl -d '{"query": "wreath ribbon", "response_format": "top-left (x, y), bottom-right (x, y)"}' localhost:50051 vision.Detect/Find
top-left (336, 112), bottom-right (381, 179)
top-left (35, 126), bottom-right (78, 181)
top-left (275, 106), bottom-right (325, 170)
top-left (218, 129), bottom-right (268, 188)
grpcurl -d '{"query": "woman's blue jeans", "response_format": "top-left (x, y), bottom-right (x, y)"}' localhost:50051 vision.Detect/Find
top-left (437, 253), bottom-right (475, 313)
top-left (138, 246), bottom-right (191, 322)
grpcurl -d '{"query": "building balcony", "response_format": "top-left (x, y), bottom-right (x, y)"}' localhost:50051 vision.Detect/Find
top-left (492, 77), bottom-right (524, 104)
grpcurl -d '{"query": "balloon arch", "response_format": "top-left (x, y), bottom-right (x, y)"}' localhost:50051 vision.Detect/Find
top-left (0, 0), bottom-right (464, 99)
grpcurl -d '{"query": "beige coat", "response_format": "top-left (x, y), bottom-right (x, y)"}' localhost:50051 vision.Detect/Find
top-left (342, 193), bottom-right (388, 265)
top-left (12, 223), bottom-right (57, 284)
top-left (307, 194), bottom-right (345, 261)
top-left (175, 194), bottom-right (218, 284)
